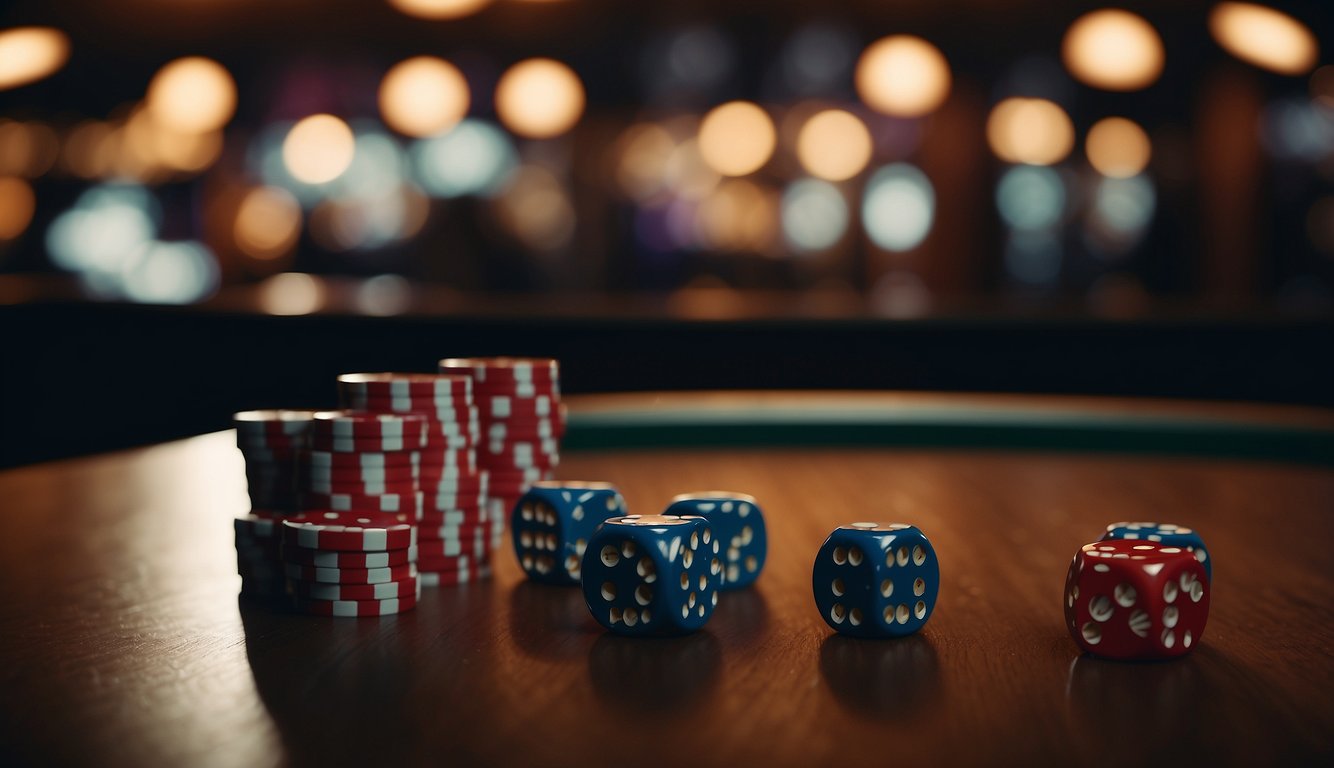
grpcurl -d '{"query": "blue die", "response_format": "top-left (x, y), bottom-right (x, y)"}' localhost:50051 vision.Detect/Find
top-left (511, 481), bottom-right (626, 585)
top-left (812, 523), bottom-right (940, 638)
top-left (1100, 521), bottom-right (1211, 580)
top-left (663, 491), bottom-right (767, 589)
top-left (581, 514), bottom-right (722, 636)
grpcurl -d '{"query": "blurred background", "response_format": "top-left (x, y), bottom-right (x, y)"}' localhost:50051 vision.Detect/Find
top-left (0, 0), bottom-right (1331, 465)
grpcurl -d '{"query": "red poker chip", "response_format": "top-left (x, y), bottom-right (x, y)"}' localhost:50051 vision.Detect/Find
top-left (284, 561), bottom-right (416, 585)
top-left (304, 479), bottom-right (421, 497)
top-left (291, 571), bottom-right (420, 601)
top-left (281, 510), bottom-right (417, 552)
top-left (419, 518), bottom-right (490, 538)
top-left (483, 421), bottom-right (561, 442)
top-left (417, 449), bottom-right (477, 468)
top-left (309, 435), bottom-right (426, 454)
top-left (294, 588), bottom-right (420, 617)
top-left (302, 489), bottom-right (423, 513)
top-left (418, 532), bottom-right (488, 553)
top-left (307, 450), bottom-right (420, 469)
top-left (306, 463), bottom-right (420, 481)
top-left (474, 393), bottom-right (558, 420)
top-left (282, 544), bottom-right (417, 569)
top-left (347, 396), bottom-right (478, 420)
top-left (337, 372), bottom-right (472, 399)
top-left (311, 410), bottom-right (428, 440)
top-left (438, 356), bottom-right (558, 380)
top-left (418, 554), bottom-right (489, 573)
top-left (427, 492), bottom-right (487, 511)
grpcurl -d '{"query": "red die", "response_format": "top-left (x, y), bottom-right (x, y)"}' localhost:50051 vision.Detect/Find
top-left (1064, 539), bottom-right (1209, 660)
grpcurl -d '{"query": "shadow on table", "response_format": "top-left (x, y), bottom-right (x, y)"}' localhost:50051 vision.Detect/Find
top-left (238, 594), bottom-right (422, 765)
top-left (587, 631), bottom-right (722, 716)
top-left (708, 586), bottom-right (771, 647)
top-left (507, 581), bottom-right (600, 661)
top-left (818, 633), bottom-right (941, 720)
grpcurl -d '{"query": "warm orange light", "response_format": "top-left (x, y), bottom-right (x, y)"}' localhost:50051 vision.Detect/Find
top-left (697, 179), bottom-right (778, 252)
top-left (146, 57), bottom-right (237, 133)
top-left (1209, 2), bottom-right (1319, 75)
top-left (493, 165), bottom-right (576, 251)
top-left (387, 0), bottom-right (492, 20)
top-left (698, 101), bottom-right (776, 177)
top-left (0, 176), bottom-right (35, 239)
top-left (986, 98), bottom-right (1075, 166)
top-left (1085, 117), bottom-right (1151, 178)
top-left (61, 121), bottom-right (115, 179)
top-left (1062, 10), bottom-right (1164, 91)
top-left (615, 123), bottom-right (676, 201)
top-left (796, 109), bottom-right (873, 182)
top-left (855, 36), bottom-right (951, 117)
top-left (0, 27), bottom-right (69, 91)
top-left (494, 58), bottom-right (585, 139)
top-left (234, 186), bottom-right (303, 260)
top-left (0, 120), bottom-right (59, 178)
top-left (283, 115), bottom-right (356, 184)
top-left (258, 273), bottom-right (326, 315)
top-left (379, 57), bottom-right (470, 138)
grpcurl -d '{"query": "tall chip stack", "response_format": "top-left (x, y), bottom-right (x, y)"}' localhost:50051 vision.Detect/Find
top-left (437, 357), bottom-right (566, 552)
top-left (337, 374), bottom-right (492, 587)
top-left (281, 410), bottom-right (426, 616)
top-left (232, 410), bottom-right (318, 597)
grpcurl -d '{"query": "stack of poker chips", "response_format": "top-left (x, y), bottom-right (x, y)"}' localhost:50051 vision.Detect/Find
top-left (233, 409), bottom-right (317, 512)
top-left (280, 510), bottom-right (421, 617)
top-left (232, 410), bottom-right (318, 596)
top-left (234, 511), bottom-right (286, 598)
top-left (337, 373), bottom-right (493, 586)
top-left (437, 357), bottom-right (566, 550)
top-left (281, 410), bottom-right (427, 616)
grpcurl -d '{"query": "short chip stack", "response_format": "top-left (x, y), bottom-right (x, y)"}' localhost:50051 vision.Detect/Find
top-left (232, 410), bottom-right (318, 596)
top-left (437, 357), bottom-right (566, 550)
top-left (337, 373), bottom-right (493, 587)
top-left (282, 410), bottom-right (427, 616)
top-left (280, 510), bottom-right (421, 616)
top-left (234, 409), bottom-right (316, 512)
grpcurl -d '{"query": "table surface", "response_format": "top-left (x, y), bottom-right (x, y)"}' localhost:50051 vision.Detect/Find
top-left (1, 392), bottom-right (1332, 767)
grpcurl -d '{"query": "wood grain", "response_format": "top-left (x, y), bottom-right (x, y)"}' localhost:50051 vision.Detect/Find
top-left (0, 406), bottom-right (1330, 767)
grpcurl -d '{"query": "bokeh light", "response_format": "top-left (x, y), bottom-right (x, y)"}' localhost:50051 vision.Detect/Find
top-left (356, 274), bottom-right (413, 316)
top-left (257, 272), bottom-right (326, 315)
top-left (119, 241), bottom-right (219, 304)
top-left (986, 98), bottom-right (1074, 166)
top-left (1062, 10), bottom-right (1164, 91)
top-left (1209, 2), bottom-right (1319, 75)
top-left (234, 186), bottom-right (302, 260)
top-left (862, 164), bottom-right (935, 252)
top-left (413, 118), bottom-right (517, 198)
top-left (493, 165), bottom-right (576, 252)
top-left (996, 165), bottom-right (1065, 231)
top-left (614, 123), bottom-right (677, 202)
top-left (283, 115), bottom-right (356, 185)
top-left (387, 0), bottom-right (492, 20)
top-left (46, 184), bottom-right (158, 276)
top-left (855, 36), bottom-right (951, 118)
top-left (781, 178), bottom-right (848, 253)
top-left (0, 27), bottom-right (70, 91)
top-left (782, 24), bottom-right (856, 95)
top-left (665, 137), bottom-right (721, 200)
top-left (698, 101), bottom-right (775, 177)
top-left (0, 120), bottom-right (60, 178)
top-left (379, 57), bottom-right (470, 138)
top-left (1085, 117), bottom-right (1152, 178)
top-left (696, 179), bottom-right (778, 252)
top-left (1004, 230), bottom-right (1063, 285)
top-left (0, 177), bottom-right (36, 239)
top-left (61, 121), bottom-right (115, 179)
top-left (495, 58), bottom-right (585, 139)
top-left (145, 57), bottom-right (238, 134)
top-left (796, 109), bottom-right (873, 182)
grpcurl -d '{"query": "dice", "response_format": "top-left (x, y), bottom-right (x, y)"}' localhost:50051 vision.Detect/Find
top-left (663, 491), bottom-right (767, 589)
top-left (1100, 522), bottom-right (1211, 580)
top-left (1064, 539), bottom-right (1209, 660)
top-left (812, 523), bottom-right (940, 638)
top-left (511, 481), bottom-right (626, 585)
top-left (581, 514), bottom-right (722, 636)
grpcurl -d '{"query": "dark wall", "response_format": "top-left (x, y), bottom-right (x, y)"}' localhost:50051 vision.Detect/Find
top-left (2, 300), bottom-right (1331, 467)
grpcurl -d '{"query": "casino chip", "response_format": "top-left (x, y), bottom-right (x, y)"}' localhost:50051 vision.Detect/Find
top-left (281, 510), bottom-right (418, 552)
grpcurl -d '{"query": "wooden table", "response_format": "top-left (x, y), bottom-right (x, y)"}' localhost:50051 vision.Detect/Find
top-left (1, 392), bottom-right (1331, 767)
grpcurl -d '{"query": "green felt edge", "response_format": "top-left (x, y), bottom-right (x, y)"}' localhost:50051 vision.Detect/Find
top-left (561, 412), bottom-right (1334, 466)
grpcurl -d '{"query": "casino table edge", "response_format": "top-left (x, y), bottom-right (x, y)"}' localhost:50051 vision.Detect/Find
top-left (559, 392), bottom-right (1334, 466)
